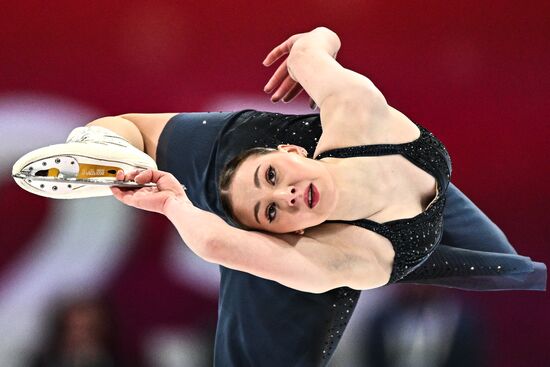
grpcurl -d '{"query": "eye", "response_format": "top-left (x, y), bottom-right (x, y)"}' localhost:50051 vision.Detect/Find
top-left (266, 203), bottom-right (277, 223)
top-left (266, 166), bottom-right (276, 185)
top-left (264, 166), bottom-right (277, 223)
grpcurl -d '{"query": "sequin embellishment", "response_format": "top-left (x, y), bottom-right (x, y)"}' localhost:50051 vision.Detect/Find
top-left (315, 124), bottom-right (452, 282)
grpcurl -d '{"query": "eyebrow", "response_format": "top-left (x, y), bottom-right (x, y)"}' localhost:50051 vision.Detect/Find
top-left (254, 165), bottom-right (261, 188)
top-left (253, 165), bottom-right (261, 223)
top-left (253, 202), bottom-right (260, 224)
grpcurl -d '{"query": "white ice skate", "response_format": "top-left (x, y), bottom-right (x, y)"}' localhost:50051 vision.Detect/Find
top-left (12, 126), bottom-right (158, 199)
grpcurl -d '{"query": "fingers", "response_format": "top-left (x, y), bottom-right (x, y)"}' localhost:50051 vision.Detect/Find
top-left (111, 185), bottom-right (159, 206)
top-left (272, 75), bottom-right (298, 102)
top-left (309, 98), bottom-right (318, 110)
top-left (264, 59), bottom-right (290, 94)
top-left (116, 169), bottom-right (160, 184)
top-left (133, 169), bottom-right (154, 184)
top-left (263, 33), bottom-right (309, 103)
top-left (263, 33), bottom-right (304, 66)
top-left (282, 83), bottom-right (304, 103)
top-left (111, 186), bottom-right (123, 198)
top-left (111, 186), bottom-right (137, 204)
top-left (262, 42), bottom-right (290, 67)
top-left (116, 169), bottom-right (142, 182)
top-left (116, 169), bottom-right (182, 191)
top-left (111, 169), bottom-right (187, 215)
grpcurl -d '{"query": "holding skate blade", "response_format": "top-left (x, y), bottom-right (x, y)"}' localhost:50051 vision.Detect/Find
top-left (11, 125), bottom-right (159, 199)
top-left (12, 172), bottom-right (157, 188)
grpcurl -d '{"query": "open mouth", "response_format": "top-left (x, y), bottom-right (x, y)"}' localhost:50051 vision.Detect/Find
top-left (305, 183), bottom-right (319, 208)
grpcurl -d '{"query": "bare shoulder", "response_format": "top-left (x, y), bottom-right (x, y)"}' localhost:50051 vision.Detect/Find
top-left (315, 105), bottom-right (423, 155)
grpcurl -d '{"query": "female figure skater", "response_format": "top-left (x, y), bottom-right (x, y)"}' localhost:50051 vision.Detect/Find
top-left (12, 27), bottom-right (546, 367)
top-left (111, 27), bottom-right (545, 292)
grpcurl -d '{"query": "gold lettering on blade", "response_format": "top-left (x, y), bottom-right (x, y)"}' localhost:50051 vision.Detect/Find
top-left (83, 168), bottom-right (105, 176)
top-left (77, 164), bottom-right (118, 178)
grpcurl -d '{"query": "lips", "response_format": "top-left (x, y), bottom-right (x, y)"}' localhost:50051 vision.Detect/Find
top-left (311, 184), bottom-right (319, 208)
top-left (304, 183), bottom-right (320, 209)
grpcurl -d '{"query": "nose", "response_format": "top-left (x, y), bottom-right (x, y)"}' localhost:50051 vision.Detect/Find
top-left (274, 186), bottom-right (297, 206)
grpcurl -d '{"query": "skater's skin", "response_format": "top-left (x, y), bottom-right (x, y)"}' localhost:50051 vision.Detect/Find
top-left (82, 27), bottom-right (543, 295)
top-left (98, 27), bottom-right (429, 293)
top-left (86, 30), bottom-right (331, 160)
top-left (22, 24), bottom-right (537, 367)
top-left (87, 113), bottom-right (175, 159)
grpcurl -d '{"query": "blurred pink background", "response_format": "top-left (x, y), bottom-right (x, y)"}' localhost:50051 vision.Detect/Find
top-left (0, 1), bottom-right (548, 366)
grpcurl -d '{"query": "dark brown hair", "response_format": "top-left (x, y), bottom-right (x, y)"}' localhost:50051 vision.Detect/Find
top-left (219, 147), bottom-right (275, 228)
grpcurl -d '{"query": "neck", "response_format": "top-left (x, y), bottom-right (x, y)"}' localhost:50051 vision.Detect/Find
top-left (322, 158), bottom-right (387, 221)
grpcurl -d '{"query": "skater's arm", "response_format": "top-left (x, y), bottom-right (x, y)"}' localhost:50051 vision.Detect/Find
top-left (86, 113), bottom-right (177, 160)
top-left (112, 169), bottom-right (388, 293)
top-left (264, 27), bottom-right (388, 135)
top-left (86, 115), bottom-right (147, 151)
top-left (164, 198), bottom-right (388, 293)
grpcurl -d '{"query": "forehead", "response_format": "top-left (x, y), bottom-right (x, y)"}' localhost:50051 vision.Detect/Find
top-left (234, 151), bottom-right (282, 179)
top-left (238, 152), bottom-right (265, 174)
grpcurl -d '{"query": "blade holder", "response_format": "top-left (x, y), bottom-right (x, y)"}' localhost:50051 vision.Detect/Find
top-left (15, 155), bottom-right (156, 193)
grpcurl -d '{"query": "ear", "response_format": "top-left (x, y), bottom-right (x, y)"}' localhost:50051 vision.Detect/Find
top-left (277, 144), bottom-right (308, 157)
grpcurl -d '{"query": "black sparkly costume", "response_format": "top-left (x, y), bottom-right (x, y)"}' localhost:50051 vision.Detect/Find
top-left (315, 124), bottom-right (451, 283)
top-left (315, 124), bottom-right (544, 286)
top-left (157, 110), bottom-right (545, 367)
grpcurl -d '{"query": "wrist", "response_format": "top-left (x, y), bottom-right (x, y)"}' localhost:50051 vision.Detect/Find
top-left (294, 27), bottom-right (340, 55)
top-left (163, 195), bottom-right (195, 219)
top-left (313, 27), bottom-right (341, 50)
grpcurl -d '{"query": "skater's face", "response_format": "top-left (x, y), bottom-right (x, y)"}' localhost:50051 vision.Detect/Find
top-left (228, 145), bottom-right (337, 233)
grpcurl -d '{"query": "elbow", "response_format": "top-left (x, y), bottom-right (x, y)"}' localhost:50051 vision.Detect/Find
top-left (304, 270), bottom-right (348, 294)
top-left (198, 236), bottom-right (222, 263)
top-left (199, 231), bottom-right (237, 266)
top-left (342, 251), bottom-right (389, 290)
top-left (291, 279), bottom-right (339, 294)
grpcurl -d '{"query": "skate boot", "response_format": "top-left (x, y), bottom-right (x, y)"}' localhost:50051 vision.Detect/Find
top-left (12, 126), bottom-right (157, 199)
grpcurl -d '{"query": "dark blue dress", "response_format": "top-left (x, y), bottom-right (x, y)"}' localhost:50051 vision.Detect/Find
top-left (316, 124), bottom-right (451, 283)
top-left (314, 123), bottom-right (544, 287)
top-left (156, 110), bottom-right (546, 367)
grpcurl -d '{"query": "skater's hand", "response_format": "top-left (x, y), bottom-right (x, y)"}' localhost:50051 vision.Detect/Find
top-left (263, 29), bottom-right (338, 109)
top-left (111, 169), bottom-right (190, 215)
top-left (263, 33), bottom-right (308, 104)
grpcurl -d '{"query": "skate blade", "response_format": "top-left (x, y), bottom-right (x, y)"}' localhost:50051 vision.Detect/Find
top-left (13, 173), bottom-right (157, 189)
